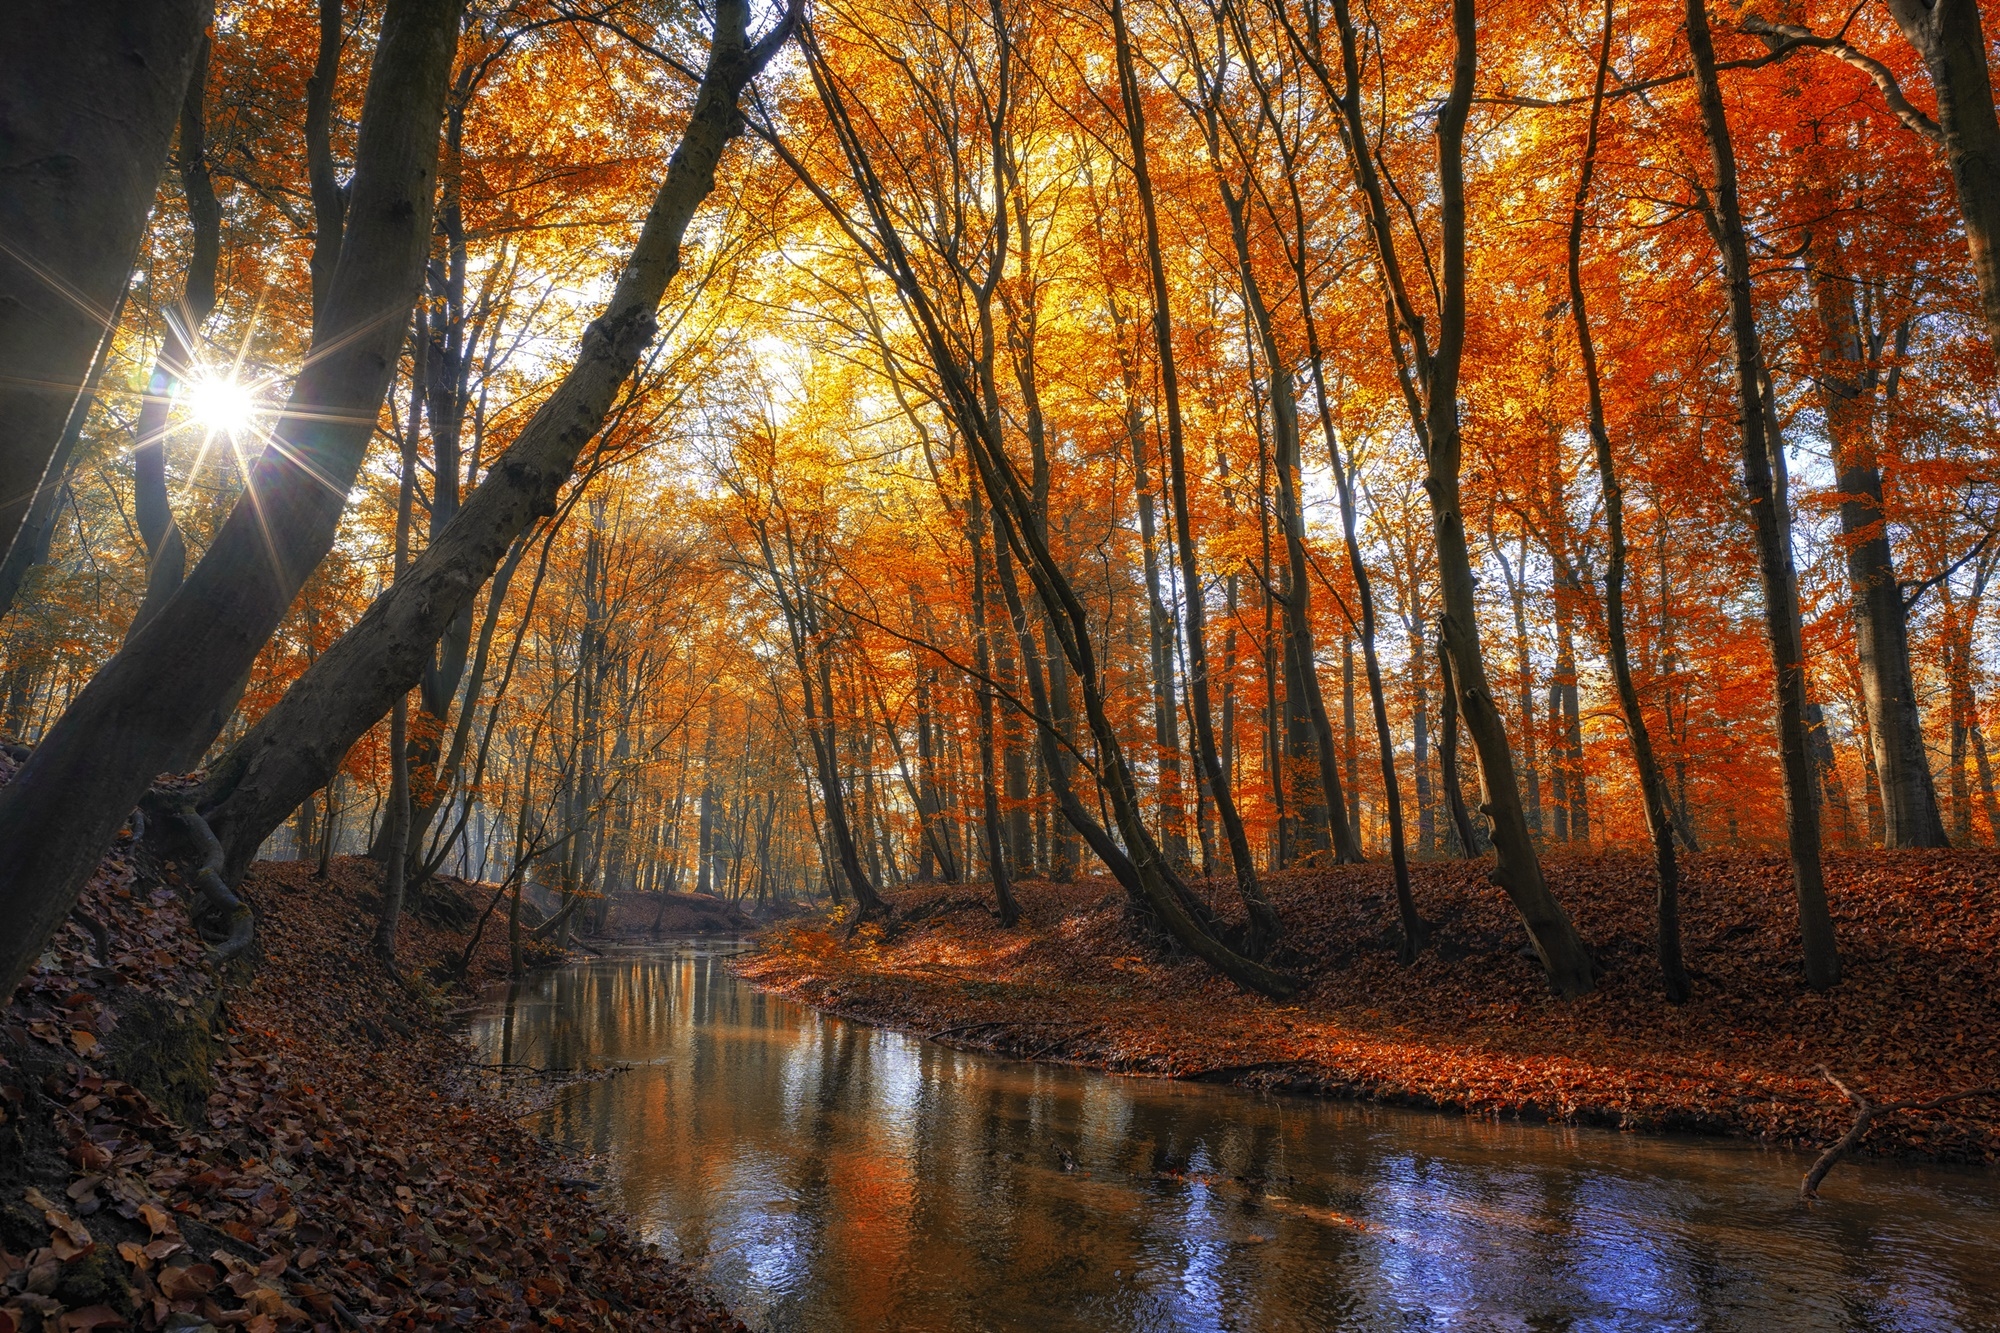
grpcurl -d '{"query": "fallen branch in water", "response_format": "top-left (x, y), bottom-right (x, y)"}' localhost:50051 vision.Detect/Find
top-left (1802, 1067), bottom-right (1998, 1200)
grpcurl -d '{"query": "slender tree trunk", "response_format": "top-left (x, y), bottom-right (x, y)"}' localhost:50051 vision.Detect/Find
top-left (373, 323), bottom-right (423, 965)
top-left (1320, 0), bottom-right (1593, 993)
top-left (1804, 249), bottom-right (1947, 846)
top-left (1553, 597), bottom-right (1588, 844)
top-left (1119, 324), bottom-right (1190, 867)
top-left (1257, 405), bottom-right (1290, 868)
top-left (127, 35), bottom-right (219, 646)
top-left (912, 652), bottom-right (958, 881)
top-left (1688, 0), bottom-right (1839, 989)
top-left (1569, 0), bottom-right (1687, 1000)
top-left (1109, 0), bottom-right (1277, 950)
top-left (1496, 539), bottom-right (1544, 836)
top-left (996, 602), bottom-right (1033, 873)
top-left (1972, 709), bottom-right (2000, 843)
top-left (1343, 634), bottom-right (1361, 847)
top-left (1411, 622), bottom-right (1436, 856)
top-left (969, 481), bottom-right (1020, 926)
top-left (696, 706), bottom-right (717, 895)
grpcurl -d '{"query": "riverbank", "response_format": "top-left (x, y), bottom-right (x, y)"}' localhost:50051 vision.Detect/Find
top-left (736, 849), bottom-right (2000, 1168)
top-left (3, 851), bottom-right (743, 1331)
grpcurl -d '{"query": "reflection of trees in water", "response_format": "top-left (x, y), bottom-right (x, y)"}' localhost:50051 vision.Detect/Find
top-left (467, 951), bottom-right (2000, 1331)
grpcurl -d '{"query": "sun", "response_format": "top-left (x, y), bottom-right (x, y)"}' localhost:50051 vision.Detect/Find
top-left (184, 374), bottom-right (259, 437)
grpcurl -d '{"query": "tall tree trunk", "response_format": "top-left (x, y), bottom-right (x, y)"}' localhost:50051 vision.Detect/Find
top-left (0, 0), bottom-right (462, 1003)
top-left (1553, 594), bottom-right (1589, 844)
top-left (1495, 537), bottom-right (1543, 836)
top-left (306, 0), bottom-right (348, 323)
top-left (1333, 439), bottom-right (1424, 953)
top-left (1411, 621), bottom-right (1436, 856)
top-left (373, 321), bottom-right (424, 964)
top-left (968, 480), bottom-right (1020, 926)
top-left (912, 652), bottom-right (958, 881)
top-left (1316, 0), bottom-right (1593, 994)
top-left (1972, 708), bottom-right (2000, 843)
top-left (1883, 0), bottom-right (2000, 361)
top-left (1222, 188), bottom-right (1358, 863)
top-left (1116, 312), bottom-right (1190, 868)
top-left (1256, 401), bottom-right (1291, 867)
top-left (695, 706), bottom-right (717, 895)
top-left (0, 286), bottom-right (128, 623)
top-left (1804, 247), bottom-right (1947, 846)
top-left (1342, 633), bottom-right (1360, 845)
top-left (1687, 0), bottom-right (1840, 990)
top-left (1569, 0), bottom-right (1688, 1001)
top-left (192, 0), bottom-right (798, 880)
top-left (0, 1), bottom-right (210, 568)
top-left (127, 35), bottom-right (220, 646)
top-left (1108, 0), bottom-right (1277, 951)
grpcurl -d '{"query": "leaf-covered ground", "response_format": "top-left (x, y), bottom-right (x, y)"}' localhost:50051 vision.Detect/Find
top-left (2, 849), bottom-right (743, 1333)
top-left (737, 849), bottom-right (2000, 1166)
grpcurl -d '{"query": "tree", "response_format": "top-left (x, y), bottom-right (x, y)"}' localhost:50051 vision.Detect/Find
top-left (0, 2), bottom-right (211, 568)
top-left (0, 0), bottom-right (464, 1002)
top-left (1686, 0), bottom-right (1841, 990)
top-left (192, 0), bottom-right (800, 883)
top-left (1296, 0), bottom-right (1596, 995)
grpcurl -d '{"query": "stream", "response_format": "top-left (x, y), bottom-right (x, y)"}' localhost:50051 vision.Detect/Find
top-left (464, 940), bottom-right (2000, 1331)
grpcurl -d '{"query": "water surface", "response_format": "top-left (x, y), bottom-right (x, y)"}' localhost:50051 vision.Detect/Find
top-left (464, 941), bottom-right (2000, 1331)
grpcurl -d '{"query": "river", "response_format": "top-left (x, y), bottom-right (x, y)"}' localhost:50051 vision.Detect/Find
top-left (463, 940), bottom-right (2000, 1331)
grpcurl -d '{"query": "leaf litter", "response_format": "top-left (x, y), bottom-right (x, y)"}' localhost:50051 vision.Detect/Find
top-left (739, 849), bottom-right (2000, 1168)
top-left (3, 847), bottom-right (744, 1333)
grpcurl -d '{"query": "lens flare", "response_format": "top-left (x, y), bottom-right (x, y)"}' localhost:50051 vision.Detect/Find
top-left (184, 374), bottom-right (259, 436)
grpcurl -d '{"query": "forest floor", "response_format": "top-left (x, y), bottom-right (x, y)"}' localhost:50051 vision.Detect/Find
top-left (1, 848), bottom-right (744, 1333)
top-left (737, 848), bottom-right (2000, 1168)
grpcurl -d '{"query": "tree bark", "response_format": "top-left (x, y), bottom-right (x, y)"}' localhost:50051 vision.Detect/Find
top-left (969, 481), bottom-right (1020, 925)
top-left (1319, 0), bottom-right (1594, 994)
top-left (1108, 0), bottom-right (1278, 951)
top-left (1571, 0), bottom-right (1688, 1001)
top-left (1803, 248), bottom-right (1947, 846)
top-left (306, 0), bottom-right (348, 324)
top-left (1434, 632), bottom-right (1481, 858)
top-left (0, 0), bottom-right (210, 568)
top-left (373, 320), bottom-right (424, 963)
top-left (193, 0), bottom-right (796, 881)
top-left (0, 286), bottom-right (128, 623)
top-left (127, 34), bottom-right (220, 647)
top-left (1687, 0), bottom-right (1840, 990)
top-left (1883, 0), bottom-right (2000, 361)
top-left (0, 0), bottom-right (462, 1004)
top-left (1112, 302), bottom-right (1191, 867)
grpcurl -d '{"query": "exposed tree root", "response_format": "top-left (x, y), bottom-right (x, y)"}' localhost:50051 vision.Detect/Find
top-left (145, 789), bottom-right (256, 961)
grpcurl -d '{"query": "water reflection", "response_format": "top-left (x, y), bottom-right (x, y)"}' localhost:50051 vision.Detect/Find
top-left (465, 942), bottom-right (2000, 1331)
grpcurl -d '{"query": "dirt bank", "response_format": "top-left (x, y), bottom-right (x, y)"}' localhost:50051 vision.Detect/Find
top-left (737, 849), bottom-right (2000, 1168)
top-left (3, 851), bottom-right (743, 1332)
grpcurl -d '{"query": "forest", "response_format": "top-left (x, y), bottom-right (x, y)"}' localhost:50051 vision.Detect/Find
top-left (2, 0), bottom-right (1999, 1328)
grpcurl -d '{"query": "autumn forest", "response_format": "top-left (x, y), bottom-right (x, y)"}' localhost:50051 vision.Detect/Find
top-left (2, 0), bottom-right (1999, 1326)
